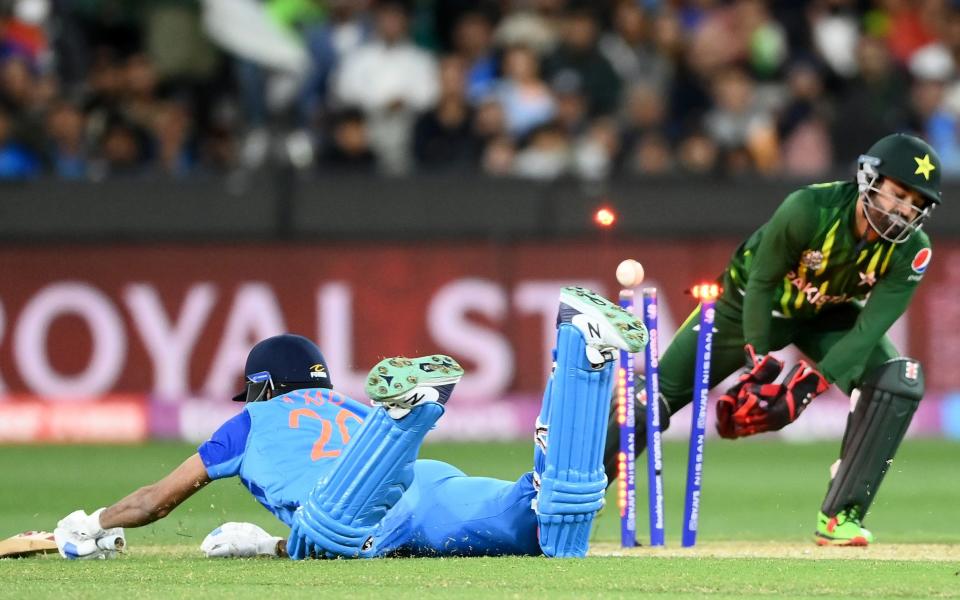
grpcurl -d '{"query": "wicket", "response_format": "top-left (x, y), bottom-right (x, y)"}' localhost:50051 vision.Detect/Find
top-left (617, 290), bottom-right (638, 548)
top-left (682, 283), bottom-right (719, 547)
top-left (642, 288), bottom-right (666, 546)
top-left (617, 287), bottom-right (666, 548)
top-left (618, 282), bottom-right (718, 548)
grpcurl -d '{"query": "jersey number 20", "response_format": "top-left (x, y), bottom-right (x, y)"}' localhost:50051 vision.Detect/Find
top-left (288, 408), bottom-right (363, 461)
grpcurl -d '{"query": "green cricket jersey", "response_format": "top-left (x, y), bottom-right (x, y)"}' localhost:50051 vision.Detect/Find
top-left (723, 180), bottom-right (932, 386)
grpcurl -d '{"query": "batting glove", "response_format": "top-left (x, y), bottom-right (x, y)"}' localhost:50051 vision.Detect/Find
top-left (54, 508), bottom-right (125, 560)
top-left (200, 522), bottom-right (284, 558)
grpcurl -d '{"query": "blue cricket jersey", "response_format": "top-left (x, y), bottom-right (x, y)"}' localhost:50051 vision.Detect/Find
top-left (198, 388), bottom-right (368, 526)
top-left (198, 388), bottom-right (540, 557)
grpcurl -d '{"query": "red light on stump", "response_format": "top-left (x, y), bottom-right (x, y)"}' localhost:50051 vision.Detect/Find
top-left (594, 207), bottom-right (616, 228)
top-left (690, 282), bottom-right (721, 301)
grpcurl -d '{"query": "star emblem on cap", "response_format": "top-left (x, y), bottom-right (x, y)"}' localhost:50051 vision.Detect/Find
top-left (858, 270), bottom-right (876, 287)
top-left (914, 153), bottom-right (935, 180)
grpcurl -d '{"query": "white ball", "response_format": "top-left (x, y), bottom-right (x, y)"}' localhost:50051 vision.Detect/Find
top-left (616, 259), bottom-right (645, 288)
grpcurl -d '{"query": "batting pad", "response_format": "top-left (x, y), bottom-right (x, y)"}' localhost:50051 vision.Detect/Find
top-left (537, 324), bottom-right (613, 558)
top-left (288, 402), bottom-right (444, 559)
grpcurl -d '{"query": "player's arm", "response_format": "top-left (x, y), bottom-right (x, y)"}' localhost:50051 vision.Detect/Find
top-left (53, 454), bottom-right (210, 560)
top-left (741, 188), bottom-right (819, 353)
top-left (99, 453), bottom-right (210, 529)
top-left (816, 248), bottom-right (927, 393)
top-left (55, 411), bottom-right (251, 559)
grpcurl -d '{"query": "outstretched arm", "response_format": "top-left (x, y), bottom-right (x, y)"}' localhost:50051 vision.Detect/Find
top-left (99, 453), bottom-right (211, 529)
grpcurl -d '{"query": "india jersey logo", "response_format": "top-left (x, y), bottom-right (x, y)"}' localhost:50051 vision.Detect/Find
top-left (911, 248), bottom-right (932, 274)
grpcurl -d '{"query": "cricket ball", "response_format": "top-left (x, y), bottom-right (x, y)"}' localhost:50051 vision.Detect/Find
top-left (616, 259), bottom-right (645, 288)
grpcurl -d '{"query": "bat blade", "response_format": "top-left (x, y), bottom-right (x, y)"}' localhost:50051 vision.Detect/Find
top-left (0, 531), bottom-right (58, 558)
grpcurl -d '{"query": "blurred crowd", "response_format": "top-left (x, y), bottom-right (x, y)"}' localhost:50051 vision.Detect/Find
top-left (2, 0), bottom-right (960, 181)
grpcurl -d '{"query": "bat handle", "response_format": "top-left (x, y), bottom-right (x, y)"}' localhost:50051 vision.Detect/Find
top-left (96, 535), bottom-right (124, 552)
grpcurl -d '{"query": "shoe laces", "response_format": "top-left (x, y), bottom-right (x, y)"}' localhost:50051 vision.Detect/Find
top-left (838, 507), bottom-right (864, 526)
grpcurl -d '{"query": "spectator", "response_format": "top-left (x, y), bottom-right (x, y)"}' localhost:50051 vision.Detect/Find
top-left (494, 0), bottom-right (563, 56)
top-left (452, 10), bottom-right (498, 104)
top-left (152, 100), bottom-right (195, 177)
top-left (551, 70), bottom-right (589, 135)
top-left (809, 0), bottom-right (860, 79)
top-left (0, 106), bottom-right (38, 178)
top-left (0, 1), bottom-right (51, 69)
top-left (543, 7), bottom-right (622, 116)
top-left (0, 54), bottom-right (35, 115)
top-left (620, 82), bottom-right (669, 163)
top-left (777, 61), bottom-right (833, 177)
top-left (703, 66), bottom-right (779, 173)
top-left (907, 45), bottom-right (960, 176)
top-left (573, 117), bottom-right (620, 180)
top-left (481, 134), bottom-right (516, 177)
top-left (628, 132), bottom-right (673, 176)
top-left (599, 0), bottom-right (672, 92)
top-left (514, 121), bottom-right (570, 180)
top-left (677, 129), bottom-right (720, 175)
top-left (414, 56), bottom-right (476, 171)
top-left (83, 50), bottom-right (125, 120)
top-left (883, 0), bottom-right (944, 66)
top-left (320, 108), bottom-right (377, 173)
top-left (832, 35), bottom-right (909, 163)
top-left (90, 118), bottom-right (148, 178)
top-left (0, 1), bottom-right (954, 181)
top-left (333, 0), bottom-right (439, 175)
top-left (495, 44), bottom-right (555, 137)
top-left (120, 53), bottom-right (160, 137)
top-left (301, 0), bottom-right (373, 124)
top-left (44, 101), bottom-right (88, 179)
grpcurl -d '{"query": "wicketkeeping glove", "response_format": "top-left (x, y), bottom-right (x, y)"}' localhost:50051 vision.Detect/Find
top-left (719, 361), bottom-right (830, 438)
top-left (54, 508), bottom-right (125, 560)
top-left (716, 344), bottom-right (784, 438)
top-left (200, 522), bottom-right (284, 558)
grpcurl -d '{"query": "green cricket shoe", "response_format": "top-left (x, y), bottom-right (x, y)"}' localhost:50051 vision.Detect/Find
top-left (814, 509), bottom-right (874, 546)
top-left (365, 355), bottom-right (464, 419)
top-left (559, 286), bottom-right (649, 355)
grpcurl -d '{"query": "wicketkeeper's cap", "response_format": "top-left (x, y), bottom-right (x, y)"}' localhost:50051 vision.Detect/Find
top-left (232, 334), bottom-right (333, 402)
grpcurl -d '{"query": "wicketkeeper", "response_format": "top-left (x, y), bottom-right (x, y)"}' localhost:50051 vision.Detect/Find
top-left (54, 287), bottom-right (647, 560)
top-left (605, 133), bottom-right (939, 546)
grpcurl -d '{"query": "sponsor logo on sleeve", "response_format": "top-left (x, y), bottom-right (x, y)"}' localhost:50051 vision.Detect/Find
top-left (911, 248), bottom-right (932, 275)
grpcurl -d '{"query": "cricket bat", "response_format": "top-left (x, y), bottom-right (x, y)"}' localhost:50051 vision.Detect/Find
top-left (0, 531), bottom-right (58, 558)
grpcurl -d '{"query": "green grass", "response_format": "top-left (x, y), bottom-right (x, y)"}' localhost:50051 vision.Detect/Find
top-left (1, 440), bottom-right (959, 598)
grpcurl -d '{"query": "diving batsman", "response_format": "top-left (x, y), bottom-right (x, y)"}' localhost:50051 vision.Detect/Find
top-left (53, 287), bottom-right (647, 560)
top-left (605, 132), bottom-right (939, 546)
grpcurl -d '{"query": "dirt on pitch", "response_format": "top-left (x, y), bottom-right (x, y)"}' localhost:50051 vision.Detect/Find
top-left (590, 541), bottom-right (960, 561)
top-left (101, 542), bottom-right (960, 562)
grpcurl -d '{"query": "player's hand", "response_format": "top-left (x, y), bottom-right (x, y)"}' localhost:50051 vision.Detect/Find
top-left (721, 361), bottom-right (830, 438)
top-left (716, 345), bottom-right (784, 438)
top-left (54, 508), bottom-right (125, 560)
top-left (201, 522), bottom-right (283, 558)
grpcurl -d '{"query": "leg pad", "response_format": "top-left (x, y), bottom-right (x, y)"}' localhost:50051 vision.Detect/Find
top-left (288, 403), bottom-right (444, 559)
top-left (536, 324), bottom-right (613, 558)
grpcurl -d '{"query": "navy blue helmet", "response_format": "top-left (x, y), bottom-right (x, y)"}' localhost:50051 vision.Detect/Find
top-left (232, 334), bottom-right (333, 402)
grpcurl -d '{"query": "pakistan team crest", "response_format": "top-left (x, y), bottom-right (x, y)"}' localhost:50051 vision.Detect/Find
top-left (800, 250), bottom-right (824, 270)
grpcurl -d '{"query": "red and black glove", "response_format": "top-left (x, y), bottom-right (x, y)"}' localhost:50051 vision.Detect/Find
top-left (718, 361), bottom-right (830, 439)
top-left (716, 344), bottom-right (784, 438)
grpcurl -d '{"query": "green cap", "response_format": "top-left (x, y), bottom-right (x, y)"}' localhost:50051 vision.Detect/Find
top-left (860, 133), bottom-right (942, 205)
